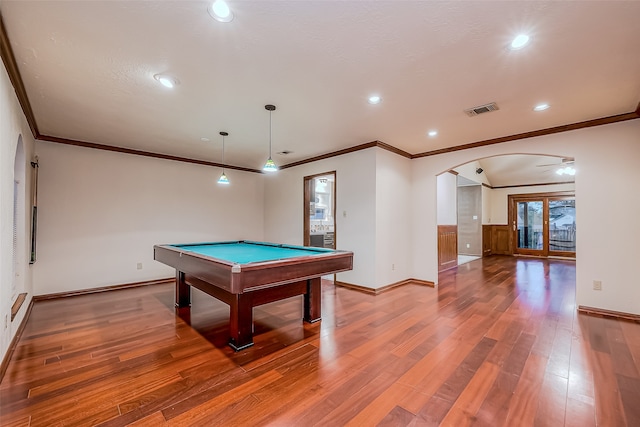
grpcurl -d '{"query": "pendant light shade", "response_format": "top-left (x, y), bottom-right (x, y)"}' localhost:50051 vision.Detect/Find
top-left (217, 131), bottom-right (230, 185)
top-left (263, 104), bottom-right (278, 172)
top-left (217, 172), bottom-right (229, 184)
top-left (263, 157), bottom-right (277, 171)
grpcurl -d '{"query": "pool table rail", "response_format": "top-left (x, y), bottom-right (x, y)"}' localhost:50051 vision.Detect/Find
top-left (154, 242), bottom-right (353, 294)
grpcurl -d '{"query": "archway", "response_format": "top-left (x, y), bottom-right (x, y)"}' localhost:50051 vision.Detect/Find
top-left (12, 135), bottom-right (26, 302)
top-left (436, 154), bottom-right (576, 273)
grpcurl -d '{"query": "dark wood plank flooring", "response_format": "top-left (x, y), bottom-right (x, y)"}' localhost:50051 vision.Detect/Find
top-left (1, 256), bottom-right (639, 426)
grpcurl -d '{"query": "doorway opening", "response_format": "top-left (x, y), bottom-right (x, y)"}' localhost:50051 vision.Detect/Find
top-left (457, 175), bottom-right (482, 265)
top-left (303, 172), bottom-right (336, 249)
top-left (437, 154), bottom-right (577, 275)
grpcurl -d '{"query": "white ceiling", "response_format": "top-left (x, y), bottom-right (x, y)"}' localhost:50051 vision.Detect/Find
top-left (1, 1), bottom-right (639, 179)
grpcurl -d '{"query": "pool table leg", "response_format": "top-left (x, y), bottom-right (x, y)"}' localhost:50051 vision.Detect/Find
top-left (229, 293), bottom-right (254, 351)
top-left (304, 277), bottom-right (322, 323)
top-left (175, 271), bottom-right (191, 308)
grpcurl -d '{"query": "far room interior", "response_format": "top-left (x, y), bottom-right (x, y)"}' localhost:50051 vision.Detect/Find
top-left (436, 154), bottom-right (576, 271)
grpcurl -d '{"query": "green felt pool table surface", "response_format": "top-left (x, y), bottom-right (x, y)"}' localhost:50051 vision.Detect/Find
top-left (172, 240), bottom-right (334, 264)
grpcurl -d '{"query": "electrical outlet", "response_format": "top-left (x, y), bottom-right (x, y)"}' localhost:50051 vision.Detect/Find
top-left (593, 280), bottom-right (602, 291)
top-left (137, 262), bottom-right (143, 270)
top-left (392, 263), bottom-right (395, 271)
top-left (466, 243), bottom-right (470, 249)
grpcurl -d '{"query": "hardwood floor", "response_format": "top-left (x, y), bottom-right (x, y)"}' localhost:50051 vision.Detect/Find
top-left (1, 256), bottom-right (639, 426)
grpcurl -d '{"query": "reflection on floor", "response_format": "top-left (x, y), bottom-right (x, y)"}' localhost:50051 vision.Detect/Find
top-left (458, 255), bottom-right (481, 265)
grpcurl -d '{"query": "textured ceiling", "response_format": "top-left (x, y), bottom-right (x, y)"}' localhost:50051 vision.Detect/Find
top-left (1, 1), bottom-right (639, 179)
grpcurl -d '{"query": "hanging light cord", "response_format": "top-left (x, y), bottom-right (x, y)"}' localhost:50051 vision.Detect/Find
top-left (269, 109), bottom-right (273, 158)
top-left (218, 131), bottom-right (229, 184)
top-left (222, 134), bottom-right (225, 172)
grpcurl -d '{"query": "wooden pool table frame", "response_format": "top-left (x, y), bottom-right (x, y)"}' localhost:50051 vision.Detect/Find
top-left (154, 241), bottom-right (353, 351)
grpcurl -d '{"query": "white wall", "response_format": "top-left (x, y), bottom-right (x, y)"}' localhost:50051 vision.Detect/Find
top-left (33, 141), bottom-right (265, 295)
top-left (481, 186), bottom-right (491, 224)
top-left (1, 61), bottom-right (35, 362)
top-left (375, 149), bottom-right (412, 287)
top-left (264, 149), bottom-right (377, 288)
top-left (436, 172), bottom-right (457, 225)
top-left (412, 120), bottom-right (640, 315)
top-left (576, 123), bottom-right (640, 314)
top-left (487, 183), bottom-right (575, 224)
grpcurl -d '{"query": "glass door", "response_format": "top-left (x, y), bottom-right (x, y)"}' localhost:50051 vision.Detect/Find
top-left (510, 193), bottom-right (575, 258)
top-left (548, 198), bottom-right (576, 257)
top-left (515, 200), bottom-right (546, 256)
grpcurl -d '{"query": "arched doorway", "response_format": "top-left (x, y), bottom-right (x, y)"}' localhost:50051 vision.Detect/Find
top-left (12, 135), bottom-right (26, 302)
top-left (436, 154), bottom-right (576, 273)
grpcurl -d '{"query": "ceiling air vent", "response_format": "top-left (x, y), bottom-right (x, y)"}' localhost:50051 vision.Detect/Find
top-left (464, 102), bottom-right (499, 117)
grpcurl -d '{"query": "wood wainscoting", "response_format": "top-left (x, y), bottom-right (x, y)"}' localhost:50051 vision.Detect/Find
top-left (491, 225), bottom-right (512, 255)
top-left (482, 225), bottom-right (512, 256)
top-left (482, 225), bottom-right (492, 257)
top-left (438, 225), bottom-right (458, 272)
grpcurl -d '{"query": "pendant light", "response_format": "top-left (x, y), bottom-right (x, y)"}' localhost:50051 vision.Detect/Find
top-left (263, 104), bottom-right (278, 172)
top-left (217, 131), bottom-right (230, 185)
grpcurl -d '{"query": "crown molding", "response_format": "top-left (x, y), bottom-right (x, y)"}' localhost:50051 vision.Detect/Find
top-left (376, 141), bottom-right (413, 159)
top-left (411, 109), bottom-right (640, 159)
top-left (38, 135), bottom-right (262, 173)
top-left (0, 14), bottom-right (39, 138)
top-left (279, 141), bottom-right (377, 170)
top-left (279, 140), bottom-right (411, 170)
top-left (36, 109), bottom-right (639, 174)
top-left (489, 181), bottom-right (575, 189)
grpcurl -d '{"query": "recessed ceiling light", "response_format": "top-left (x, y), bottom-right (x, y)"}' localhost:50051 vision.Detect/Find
top-left (428, 130), bottom-right (438, 137)
top-left (201, 137), bottom-right (210, 142)
top-left (533, 103), bottom-right (550, 111)
top-left (510, 34), bottom-right (530, 50)
top-left (368, 95), bottom-right (382, 105)
top-left (153, 74), bottom-right (179, 88)
top-left (208, 0), bottom-right (234, 23)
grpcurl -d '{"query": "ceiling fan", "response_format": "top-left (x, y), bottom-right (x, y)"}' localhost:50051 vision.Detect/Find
top-left (536, 158), bottom-right (576, 176)
top-left (535, 157), bottom-right (575, 167)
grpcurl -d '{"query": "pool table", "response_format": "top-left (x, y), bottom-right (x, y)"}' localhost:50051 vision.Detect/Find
top-left (154, 240), bottom-right (353, 350)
